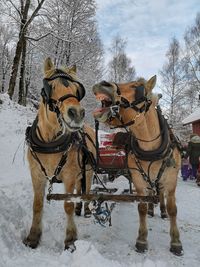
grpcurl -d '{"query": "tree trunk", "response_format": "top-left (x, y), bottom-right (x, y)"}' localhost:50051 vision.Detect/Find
top-left (7, 37), bottom-right (24, 99)
top-left (18, 36), bottom-right (27, 105)
top-left (1, 71), bottom-right (6, 93)
top-left (7, 0), bottom-right (31, 100)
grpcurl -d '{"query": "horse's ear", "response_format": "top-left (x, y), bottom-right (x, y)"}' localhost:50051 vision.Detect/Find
top-left (44, 57), bottom-right (54, 74)
top-left (146, 75), bottom-right (157, 92)
top-left (69, 64), bottom-right (77, 74)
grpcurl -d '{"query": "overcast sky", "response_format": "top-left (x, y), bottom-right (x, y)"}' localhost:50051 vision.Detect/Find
top-left (95, 0), bottom-right (199, 81)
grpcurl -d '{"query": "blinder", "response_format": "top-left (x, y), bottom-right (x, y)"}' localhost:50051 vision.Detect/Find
top-left (135, 85), bottom-right (145, 101)
top-left (115, 84), bottom-right (147, 111)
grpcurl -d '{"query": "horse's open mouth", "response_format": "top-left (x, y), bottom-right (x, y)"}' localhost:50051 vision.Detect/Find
top-left (93, 93), bottom-right (113, 121)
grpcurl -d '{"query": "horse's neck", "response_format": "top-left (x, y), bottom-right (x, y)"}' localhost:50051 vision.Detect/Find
top-left (37, 104), bottom-right (62, 142)
top-left (129, 107), bottom-right (161, 151)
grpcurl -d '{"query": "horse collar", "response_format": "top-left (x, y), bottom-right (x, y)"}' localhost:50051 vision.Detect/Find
top-left (26, 117), bottom-right (78, 154)
top-left (130, 108), bottom-right (171, 161)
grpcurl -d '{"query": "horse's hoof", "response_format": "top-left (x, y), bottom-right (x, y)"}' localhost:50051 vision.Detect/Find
top-left (148, 210), bottom-right (154, 217)
top-left (75, 202), bottom-right (82, 216)
top-left (64, 242), bottom-right (76, 253)
top-left (135, 241), bottom-right (148, 253)
top-left (161, 212), bottom-right (168, 219)
top-left (84, 206), bottom-right (91, 218)
top-left (23, 236), bottom-right (40, 249)
top-left (84, 210), bottom-right (91, 218)
top-left (170, 245), bottom-right (184, 256)
top-left (75, 209), bottom-right (82, 216)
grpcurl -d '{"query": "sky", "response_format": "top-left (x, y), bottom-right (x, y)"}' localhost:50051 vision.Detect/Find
top-left (95, 0), bottom-right (199, 81)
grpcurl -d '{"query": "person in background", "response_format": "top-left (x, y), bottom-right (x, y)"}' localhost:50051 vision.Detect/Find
top-left (181, 144), bottom-right (191, 181)
top-left (187, 134), bottom-right (200, 180)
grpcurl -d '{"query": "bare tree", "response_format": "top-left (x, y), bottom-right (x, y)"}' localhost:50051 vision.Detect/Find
top-left (0, 0), bottom-right (103, 115)
top-left (183, 12), bottom-right (200, 105)
top-left (159, 37), bottom-right (185, 127)
top-left (37, 0), bottom-right (103, 124)
top-left (2, 0), bottom-right (46, 100)
top-left (107, 36), bottom-right (136, 82)
top-left (0, 25), bottom-right (13, 93)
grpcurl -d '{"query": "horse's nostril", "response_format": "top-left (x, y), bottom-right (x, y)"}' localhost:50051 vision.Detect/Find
top-left (68, 108), bottom-right (77, 119)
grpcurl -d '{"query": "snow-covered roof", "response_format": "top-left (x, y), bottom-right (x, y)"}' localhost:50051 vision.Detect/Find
top-left (182, 107), bottom-right (200, 125)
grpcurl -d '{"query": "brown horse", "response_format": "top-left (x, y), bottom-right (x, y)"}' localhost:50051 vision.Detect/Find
top-left (24, 58), bottom-right (95, 251)
top-left (92, 76), bottom-right (183, 256)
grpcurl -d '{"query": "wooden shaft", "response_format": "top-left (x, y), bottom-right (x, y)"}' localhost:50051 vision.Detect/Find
top-left (46, 193), bottom-right (159, 204)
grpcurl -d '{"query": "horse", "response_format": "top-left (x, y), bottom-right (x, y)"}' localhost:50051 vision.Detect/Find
top-left (92, 76), bottom-right (183, 256)
top-left (23, 57), bottom-right (95, 251)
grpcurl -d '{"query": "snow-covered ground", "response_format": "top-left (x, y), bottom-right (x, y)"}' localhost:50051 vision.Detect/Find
top-left (0, 93), bottom-right (200, 267)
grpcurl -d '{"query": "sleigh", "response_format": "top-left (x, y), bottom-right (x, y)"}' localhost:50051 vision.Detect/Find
top-left (47, 121), bottom-right (159, 205)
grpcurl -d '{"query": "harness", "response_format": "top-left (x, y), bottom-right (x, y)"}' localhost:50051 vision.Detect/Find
top-left (25, 70), bottom-right (93, 193)
top-left (105, 84), bottom-right (181, 195)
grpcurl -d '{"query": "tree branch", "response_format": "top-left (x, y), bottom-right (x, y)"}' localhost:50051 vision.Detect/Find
top-left (25, 31), bottom-right (52, 41)
top-left (23, 0), bottom-right (46, 31)
top-left (7, 0), bottom-right (22, 19)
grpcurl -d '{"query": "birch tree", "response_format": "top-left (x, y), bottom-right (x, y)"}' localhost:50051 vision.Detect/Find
top-left (159, 37), bottom-right (185, 127)
top-left (108, 36), bottom-right (136, 82)
top-left (183, 12), bottom-right (200, 107)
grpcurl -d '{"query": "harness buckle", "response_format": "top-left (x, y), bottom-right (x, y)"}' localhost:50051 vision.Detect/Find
top-left (110, 105), bottom-right (120, 117)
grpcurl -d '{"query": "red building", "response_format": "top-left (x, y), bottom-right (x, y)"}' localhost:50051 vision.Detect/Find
top-left (182, 108), bottom-right (200, 135)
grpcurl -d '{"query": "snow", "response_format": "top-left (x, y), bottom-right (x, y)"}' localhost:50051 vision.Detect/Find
top-left (182, 107), bottom-right (200, 125)
top-left (0, 93), bottom-right (200, 267)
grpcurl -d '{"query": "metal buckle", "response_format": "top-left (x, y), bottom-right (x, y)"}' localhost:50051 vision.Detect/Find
top-left (110, 105), bottom-right (120, 117)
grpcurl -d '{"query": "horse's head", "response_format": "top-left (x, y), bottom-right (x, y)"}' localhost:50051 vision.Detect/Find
top-left (41, 57), bottom-right (85, 132)
top-left (92, 76), bottom-right (159, 127)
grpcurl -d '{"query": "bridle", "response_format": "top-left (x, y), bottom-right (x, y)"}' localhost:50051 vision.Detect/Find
top-left (41, 70), bottom-right (86, 132)
top-left (107, 83), bottom-right (152, 128)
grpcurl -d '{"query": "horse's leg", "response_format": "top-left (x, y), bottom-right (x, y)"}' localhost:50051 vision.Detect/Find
top-left (166, 192), bottom-right (183, 255)
top-left (63, 179), bottom-right (77, 251)
top-left (135, 202), bottom-right (148, 252)
top-left (148, 202), bottom-right (154, 217)
top-left (74, 168), bottom-right (93, 217)
top-left (84, 168), bottom-right (93, 217)
top-left (147, 191), bottom-right (154, 217)
top-left (75, 179), bottom-right (82, 216)
top-left (23, 172), bottom-right (46, 248)
top-left (160, 191), bottom-right (167, 219)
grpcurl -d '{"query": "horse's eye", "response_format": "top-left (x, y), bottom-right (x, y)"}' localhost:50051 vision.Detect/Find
top-left (60, 78), bottom-right (69, 87)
